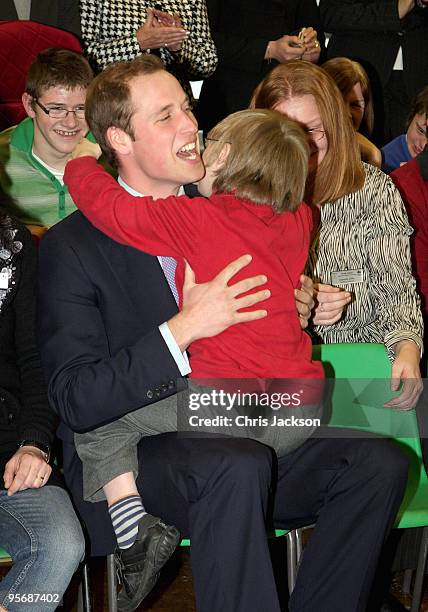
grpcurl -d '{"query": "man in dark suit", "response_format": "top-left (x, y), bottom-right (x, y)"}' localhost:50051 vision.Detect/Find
top-left (38, 55), bottom-right (410, 612)
top-left (320, 0), bottom-right (428, 143)
top-left (0, 0), bottom-right (81, 37)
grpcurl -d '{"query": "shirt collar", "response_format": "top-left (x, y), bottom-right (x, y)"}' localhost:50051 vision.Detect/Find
top-left (117, 176), bottom-right (185, 197)
top-left (10, 117), bottom-right (35, 153)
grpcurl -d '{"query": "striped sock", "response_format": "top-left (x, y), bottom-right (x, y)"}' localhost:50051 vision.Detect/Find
top-left (108, 495), bottom-right (146, 549)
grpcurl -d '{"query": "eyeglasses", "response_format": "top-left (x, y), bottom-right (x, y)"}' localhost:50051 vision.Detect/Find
top-left (203, 137), bottom-right (232, 149)
top-left (304, 127), bottom-right (326, 142)
top-left (34, 99), bottom-right (86, 119)
top-left (204, 137), bottom-right (219, 148)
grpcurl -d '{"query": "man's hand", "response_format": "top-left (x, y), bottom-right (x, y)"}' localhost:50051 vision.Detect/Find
top-left (3, 446), bottom-right (51, 496)
top-left (168, 255), bottom-right (270, 351)
top-left (312, 283), bottom-right (351, 325)
top-left (384, 340), bottom-right (423, 409)
top-left (295, 274), bottom-right (315, 329)
top-left (136, 8), bottom-right (188, 51)
top-left (71, 137), bottom-right (102, 160)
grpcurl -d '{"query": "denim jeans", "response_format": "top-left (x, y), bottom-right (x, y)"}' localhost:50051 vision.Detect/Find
top-left (0, 486), bottom-right (85, 611)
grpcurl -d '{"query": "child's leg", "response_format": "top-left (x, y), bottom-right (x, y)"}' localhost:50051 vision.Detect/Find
top-left (104, 472), bottom-right (147, 550)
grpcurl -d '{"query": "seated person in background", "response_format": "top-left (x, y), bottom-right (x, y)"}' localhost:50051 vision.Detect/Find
top-left (322, 57), bottom-right (381, 167)
top-left (0, 48), bottom-right (93, 237)
top-left (66, 99), bottom-right (324, 608)
top-left (391, 138), bottom-right (428, 499)
top-left (382, 85), bottom-right (428, 173)
top-left (0, 0), bottom-right (81, 38)
top-left (0, 192), bottom-right (84, 612)
top-left (252, 59), bottom-right (424, 410)
top-left (391, 139), bottom-right (428, 329)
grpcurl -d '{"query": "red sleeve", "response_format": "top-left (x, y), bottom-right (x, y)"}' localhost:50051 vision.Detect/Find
top-left (64, 157), bottom-right (203, 259)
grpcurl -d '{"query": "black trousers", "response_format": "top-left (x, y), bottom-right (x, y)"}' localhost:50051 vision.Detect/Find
top-left (135, 430), bottom-right (408, 612)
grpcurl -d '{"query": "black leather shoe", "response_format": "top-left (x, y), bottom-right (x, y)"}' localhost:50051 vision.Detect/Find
top-left (115, 513), bottom-right (180, 612)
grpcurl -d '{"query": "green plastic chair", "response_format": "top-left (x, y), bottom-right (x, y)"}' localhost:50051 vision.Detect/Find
top-left (312, 343), bottom-right (428, 612)
top-left (0, 547), bottom-right (12, 563)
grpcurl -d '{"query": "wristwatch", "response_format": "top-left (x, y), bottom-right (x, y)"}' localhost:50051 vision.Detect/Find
top-left (18, 440), bottom-right (51, 463)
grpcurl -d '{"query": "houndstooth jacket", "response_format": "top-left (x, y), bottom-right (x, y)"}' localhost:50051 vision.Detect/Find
top-left (79, 0), bottom-right (217, 99)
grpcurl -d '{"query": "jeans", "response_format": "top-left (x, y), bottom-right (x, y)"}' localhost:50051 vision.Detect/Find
top-left (0, 486), bottom-right (85, 611)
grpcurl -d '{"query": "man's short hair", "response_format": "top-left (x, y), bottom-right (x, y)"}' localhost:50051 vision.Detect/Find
top-left (25, 48), bottom-right (93, 99)
top-left (85, 55), bottom-right (165, 167)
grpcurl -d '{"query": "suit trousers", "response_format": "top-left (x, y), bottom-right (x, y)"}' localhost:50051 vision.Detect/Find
top-left (133, 429), bottom-right (408, 612)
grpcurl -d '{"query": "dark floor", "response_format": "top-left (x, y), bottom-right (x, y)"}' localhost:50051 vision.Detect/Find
top-left (1, 543), bottom-right (427, 611)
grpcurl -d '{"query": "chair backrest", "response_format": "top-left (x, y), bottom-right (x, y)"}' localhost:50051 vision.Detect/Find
top-left (0, 20), bottom-right (83, 131)
top-left (312, 343), bottom-right (428, 522)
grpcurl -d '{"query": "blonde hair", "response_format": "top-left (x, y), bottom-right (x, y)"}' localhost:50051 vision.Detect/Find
top-left (205, 109), bottom-right (309, 213)
top-left (322, 57), bottom-right (374, 135)
top-left (250, 60), bottom-right (364, 206)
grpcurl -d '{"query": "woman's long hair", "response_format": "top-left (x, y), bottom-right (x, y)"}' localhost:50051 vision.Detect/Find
top-left (251, 60), bottom-right (365, 206)
top-left (322, 57), bottom-right (374, 136)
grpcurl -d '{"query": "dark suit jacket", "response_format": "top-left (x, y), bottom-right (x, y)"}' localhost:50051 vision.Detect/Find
top-left (320, 0), bottom-right (428, 102)
top-left (38, 211), bottom-right (185, 554)
top-left (196, 0), bottom-right (325, 134)
top-left (0, 0), bottom-right (81, 37)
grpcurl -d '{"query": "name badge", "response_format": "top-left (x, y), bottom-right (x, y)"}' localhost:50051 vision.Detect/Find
top-left (0, 271), bottom-right (8, 289)
top-left (330, 269), bottom-right (364, 285)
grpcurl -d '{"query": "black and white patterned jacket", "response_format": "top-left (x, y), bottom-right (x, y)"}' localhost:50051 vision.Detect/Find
top-left (80, 0), bottom-right (218, 100)
top-left (307, 163), bottom-right (424, 359)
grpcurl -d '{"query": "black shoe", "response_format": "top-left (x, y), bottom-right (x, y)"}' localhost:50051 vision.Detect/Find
top-left (115, 513), bottom-right (180, 612)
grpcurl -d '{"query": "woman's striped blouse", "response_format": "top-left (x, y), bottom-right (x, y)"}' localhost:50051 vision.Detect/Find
top-left (307, 163), bottom-right (423, 359)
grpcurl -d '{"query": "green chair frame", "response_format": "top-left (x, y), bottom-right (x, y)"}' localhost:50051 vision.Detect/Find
top-left (312, 343), bottom-right (428, 612)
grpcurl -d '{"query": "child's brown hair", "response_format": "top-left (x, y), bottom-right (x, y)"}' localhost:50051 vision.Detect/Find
top-left (205, 109), bottom-right (309, 213)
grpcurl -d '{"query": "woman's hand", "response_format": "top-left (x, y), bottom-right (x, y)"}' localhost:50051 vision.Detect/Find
top-left (312, 283), bottom-right (351, 325)
top-left (136, 8), bottom-right (188, 51)
top-left (3, 447), bottom-right (52, 496)
top-left (384, 340), bottom-right (423, 409)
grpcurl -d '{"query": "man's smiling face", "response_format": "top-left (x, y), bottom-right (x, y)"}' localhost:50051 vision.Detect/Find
top-left (124, 71), bottom-right (205, 196)
top-left (24, 85), bottom-right (88, 167)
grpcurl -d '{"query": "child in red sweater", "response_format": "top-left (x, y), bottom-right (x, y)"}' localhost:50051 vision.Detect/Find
top-left (65, 108), bottom-right (324, 608)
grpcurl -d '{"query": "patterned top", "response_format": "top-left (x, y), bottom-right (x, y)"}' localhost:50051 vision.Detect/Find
top-left (79, 0), bottom-right (218, 100)
top-left (307, 163), bottom-right (423, 358)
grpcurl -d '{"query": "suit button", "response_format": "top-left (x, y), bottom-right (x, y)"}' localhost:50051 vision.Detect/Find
top-left (168, 381), bottom-right (175, 389)
top-left (146, 390), bottom-right (154, 399)
top-left (0, 396), bottom-right (5, 402)
top-left (161, 384), bottom-right (168, 392)
top-left (155, 388), bottom-right (161, 398)
top-left (8, 413), bottom-right (14, 423)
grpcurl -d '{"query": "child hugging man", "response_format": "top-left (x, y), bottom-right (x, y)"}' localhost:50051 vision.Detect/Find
top-left (64, 61), bottom-right (324, 611)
